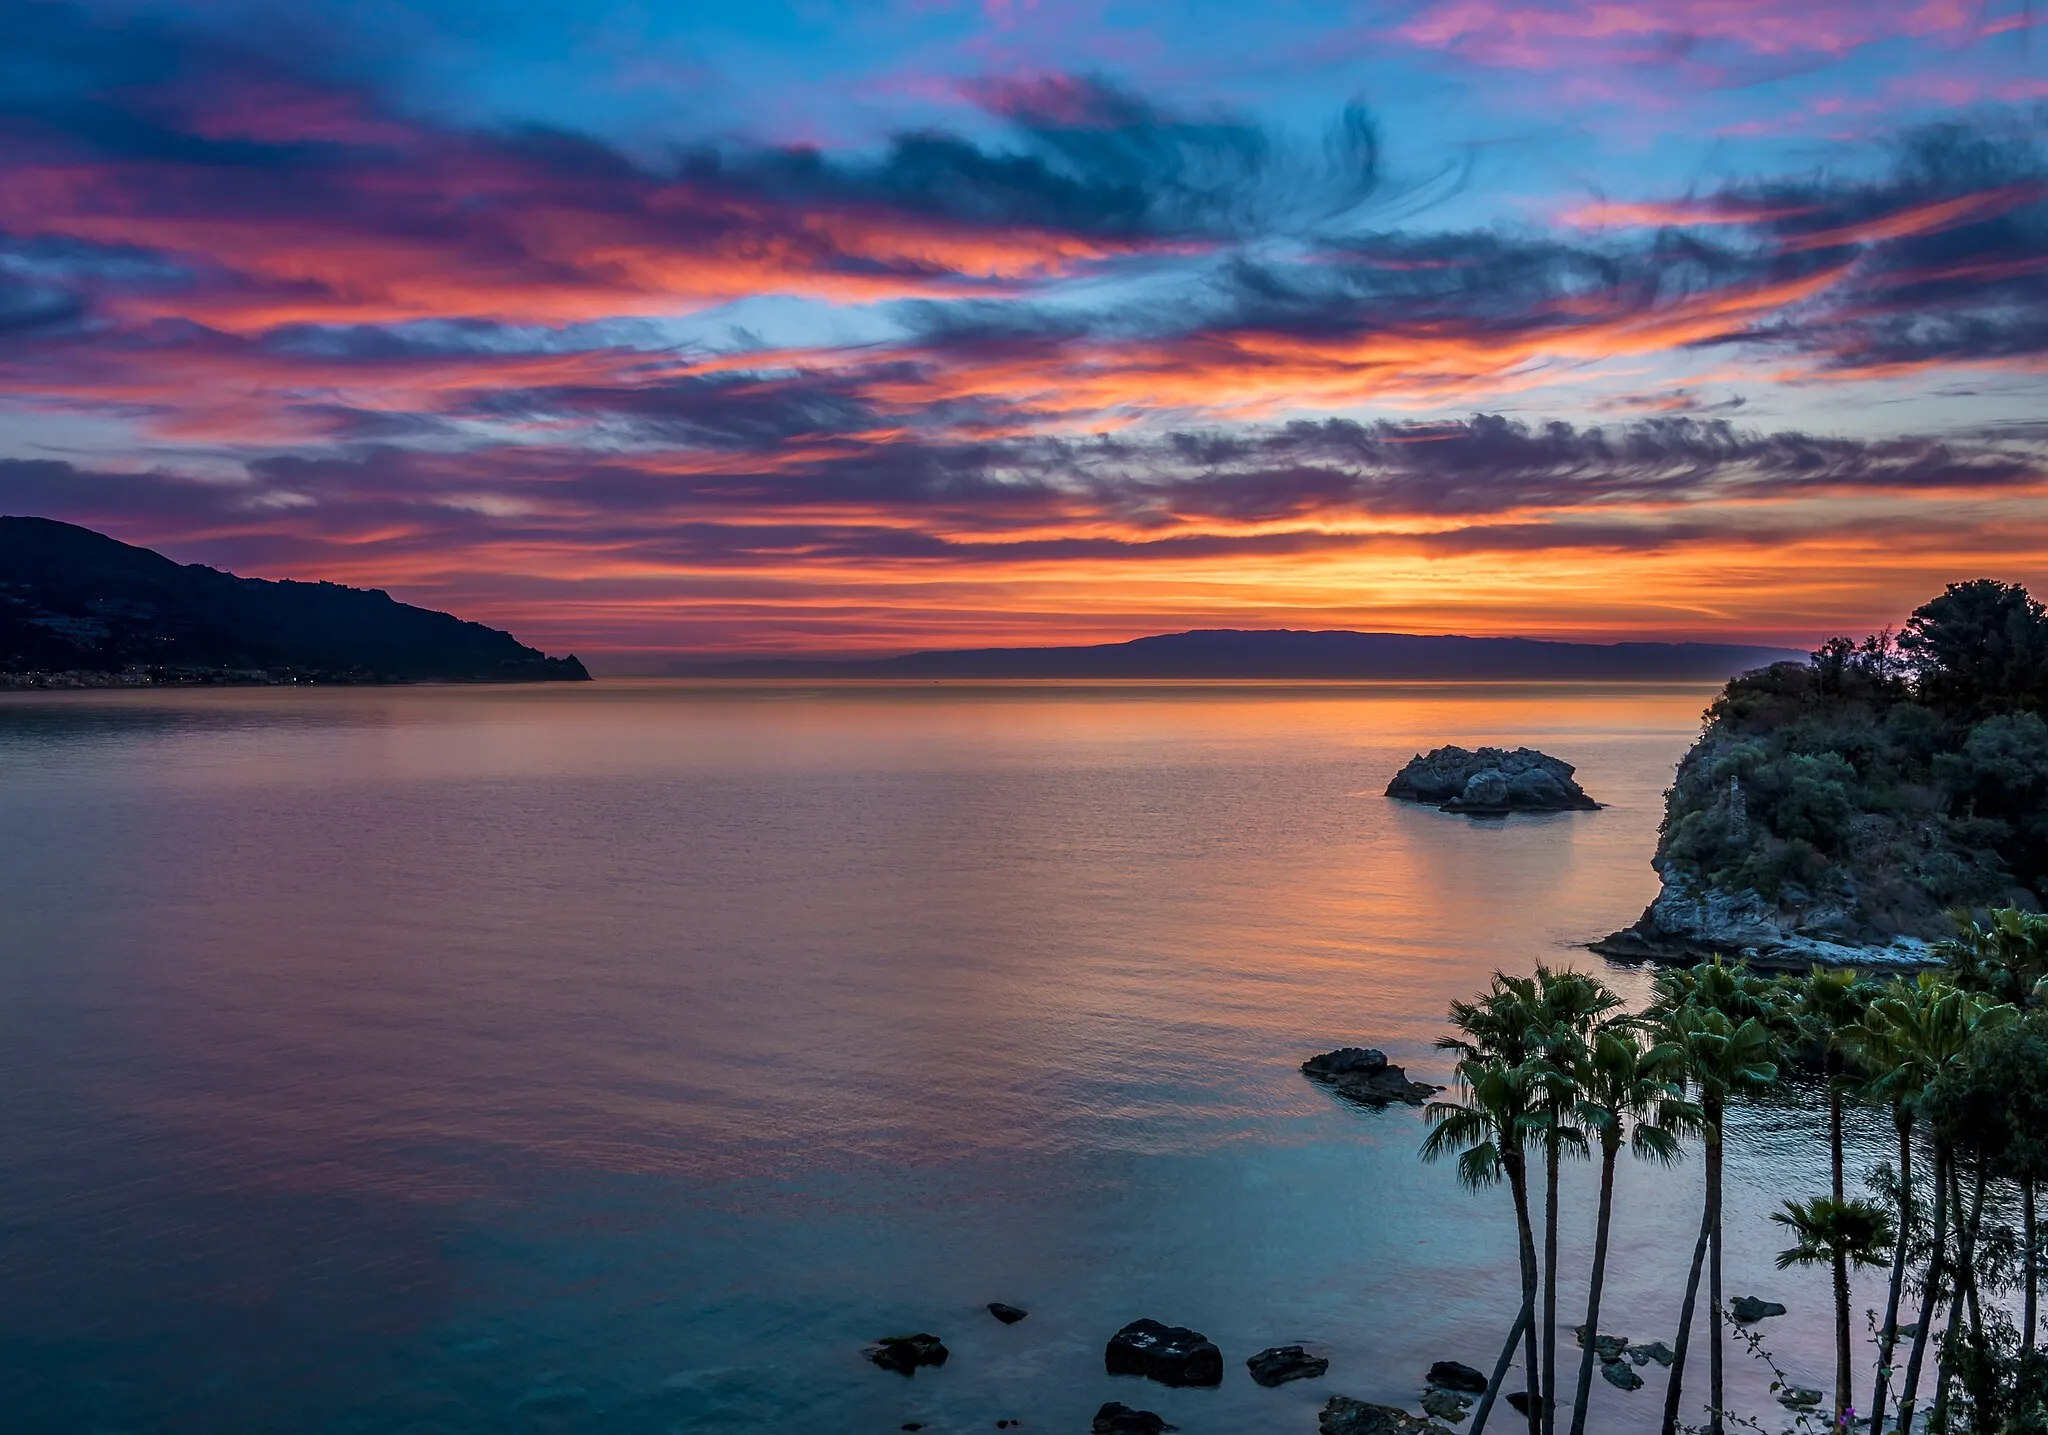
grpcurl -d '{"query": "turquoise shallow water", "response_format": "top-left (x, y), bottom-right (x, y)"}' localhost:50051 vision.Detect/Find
top-left (0, 681), bottom-right (1892, 1434)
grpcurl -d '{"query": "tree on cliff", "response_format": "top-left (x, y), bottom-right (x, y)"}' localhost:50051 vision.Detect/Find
top-left (1900, 579), bottom-right (2048, 715)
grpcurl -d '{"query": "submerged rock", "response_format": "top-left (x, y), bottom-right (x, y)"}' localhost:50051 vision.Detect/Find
top-left (1303, 1047), bottom-right (1444, 1107)
top-left (1627, 1341), bottom-right (1676, 1368)
top-left (1105, 1319), bottom-right (1224, 1387)
top-left (1731, 1296), bottom-right (1787, 1324)
top-left (1600, 1360), bottom-right (1644, 1391)
top-left (1777, 1385), bottom-right (1824, 1409)
top-left (864, 1333), bottom-right (949, 1375)
top-left (1093, 1402), bottom-right (1176, 1434)
top-left (1426, 1361), bottom-right (1488, 1394)
top-left (1247, 1344), bottom-right (1329, 1387)
top-left (1386, 746), bottom-right (1601, 815)
top-left (987, 1302), bottom-right (1028, 1324)
top-left (1420, 1387), bottom-right (1473, 1423)
top-left (1571, 1327), bottom-right (1629, 1363)
top-left (1318, 1395), bottom-right (1455, 1435)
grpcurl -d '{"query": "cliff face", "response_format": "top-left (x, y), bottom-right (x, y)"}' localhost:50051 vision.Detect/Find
top-left (1602, 652), bottom-right (2048, 967)
top-left (0, 517), bottom-right (588, 683)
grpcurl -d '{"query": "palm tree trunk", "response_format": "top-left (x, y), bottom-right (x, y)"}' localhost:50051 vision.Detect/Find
top-left (1828, 1075), bottom-right (1845, 1203)
top-left (1833, 1209), bottom-right (1852, 1433)
top-left (1828, 1077), bottom-right (1848, 1429)
top-left (1707, 1128), bottom-right (1725, 1435)
top-left (1567, 1138), bottom-right (1620, 1435)
top-left (1896, 1141), bottom-right (1951, 1435)
top-left (1930, 1159), bottom-right (1967, 1435)
top-left (1662, 1133), bottom-right (1716, 1435)
top-left (1960, 1162), bottom-right (1986, 1345)
top-left (2025, 1178), bottom-right (2038, 1360)
top-left (1869, 1106), bottom-right (1914, 1435)
top-left (1509, 1158), bottom-right (1543, 1435)
top-left (1473, 1293), bottom-right (1535, 1435)
top-left (1542, 1130), bottom-right (1561, 1435)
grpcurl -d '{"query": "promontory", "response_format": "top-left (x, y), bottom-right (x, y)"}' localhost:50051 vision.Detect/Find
top-left (1598, 580), bottom-right (2048, 967)
top-left (0, 516), bottom-right (589, 686)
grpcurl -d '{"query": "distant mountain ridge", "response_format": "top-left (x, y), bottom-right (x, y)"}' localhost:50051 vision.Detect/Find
top-left (0, 517), bottom-right (588, 683)
top-left (667, 629), bottom-right (1805, 681)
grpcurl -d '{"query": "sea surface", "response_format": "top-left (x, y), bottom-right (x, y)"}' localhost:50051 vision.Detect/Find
top-left (0, 681), bottom-right (1897, 1435)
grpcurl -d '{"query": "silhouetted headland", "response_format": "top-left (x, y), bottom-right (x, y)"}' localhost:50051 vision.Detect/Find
top-left (0, 517), bottom-right (588, 686)
top-left (667, 630), bottom-right (1802, 682)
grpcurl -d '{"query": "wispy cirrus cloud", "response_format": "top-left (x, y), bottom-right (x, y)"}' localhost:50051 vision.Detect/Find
top-left (6, 414), bottom-right (2040, 655)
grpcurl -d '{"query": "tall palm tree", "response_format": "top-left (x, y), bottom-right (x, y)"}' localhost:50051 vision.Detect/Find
top-left (1845, 972), bottom-right (2014, 1435)
top-left (1439, 973), bottom-right (1552, 1433)
top-left (1786, 967), bottom-right (1872, 1206)
top-left (1653, 961), bottom-right (1782, 1435)
top-left (1654, 1011), bottom-right (1780, 1432)
top-left (1423, 1054), bottom-right (1546, 1435)
top-left (1527, 968), bottom-right (1620, 1435)
top-left (1566, 1023), bottom-right (1699, 1435)
top-left (1784, 966), bottom-right (1875, 1430)
top-left (1771, 1195), bottom-right (1895, 1427)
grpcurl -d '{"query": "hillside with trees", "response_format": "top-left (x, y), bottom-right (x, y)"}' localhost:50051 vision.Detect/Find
top-left (1602, 580), bottom-right (2048, 965)
top-left (0, 517), bottom-right (588, 685)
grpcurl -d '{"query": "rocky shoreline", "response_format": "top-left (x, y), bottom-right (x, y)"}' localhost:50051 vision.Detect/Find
top-left (1592, 876), bottom-right (1939, 971)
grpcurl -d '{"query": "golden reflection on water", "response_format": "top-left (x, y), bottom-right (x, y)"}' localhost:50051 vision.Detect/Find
top-left (2, 680), bottom-right (1711, 1178)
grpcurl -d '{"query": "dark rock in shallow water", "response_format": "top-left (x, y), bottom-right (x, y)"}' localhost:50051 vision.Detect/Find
top-left (987, 1302), bottom-right (1028, 1324)
top-left (1420, 1388), bottom-right (1472, 1423)
top-left (1627, 1340), bottom-right (1675, 1368)
top-left (1505, 1392), bottom-right (1550, 1417)
top-left (1426, 1361), bottom-right (1488, 1393)
top-left (1247, 1344), bottom-right (1329, 1387)
top-left (864, 1333), bottom-right (949, 1375)
top-left (1093, 1401), bottom-right (1176, 1434)
top-left (1318, 1395), bottom-right (1455, 1434)
top-left (1731, 1296), bottom-right (1786, 1324)
top-left (1105, 1319), bottom-right (1223, 1387)
top-left (1302, 1047), bottom-right (1443, 1107)
top-left (1572, 1326), bottom-right (1629, 1363)
top-left (1601, 1359), bottom-right (1644, 1391)
top-left (1386, 746), bottom-right (1600, 815)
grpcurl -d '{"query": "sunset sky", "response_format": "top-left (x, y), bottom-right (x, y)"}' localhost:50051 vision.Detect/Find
top-left (3, 0), bottom-right (2047, 666)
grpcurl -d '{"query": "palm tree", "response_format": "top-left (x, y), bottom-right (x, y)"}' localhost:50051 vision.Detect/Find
top-left (1786, 967), bottom-right (1872, 1206)
top-left (1771, 1195), bottom-right (1895, 1426)
top-left (1845, 972), bottom-right (2014, 1435)
top-left (1438, 973), bottom-right (1552, 1434)
top-left (1939, 906), bottom-right (2048, 1009)
top-left (1652, 961), bottom-right (1781, 1435)
top-left (1423, 1054), bottom-right (1546, 1435)
top-left (1784, 966), bottom-right (1875, 1429)
top-left (1527, 968), bottom-right (1620, 1435)
top-left (1566, 1023), bottom-right (1699, 1435)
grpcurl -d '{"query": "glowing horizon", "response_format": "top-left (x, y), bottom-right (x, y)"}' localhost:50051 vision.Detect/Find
top-left (2, 0), bottom-right (2045, 662)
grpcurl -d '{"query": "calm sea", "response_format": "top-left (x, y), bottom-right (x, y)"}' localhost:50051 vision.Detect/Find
top-left (0, 682), bottom-right (1891, 1434)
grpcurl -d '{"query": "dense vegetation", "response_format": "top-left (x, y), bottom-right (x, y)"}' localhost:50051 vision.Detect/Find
top-left (0, 517), bottom-right (588, 682)
top-left (1654, 581), bottom-right (2048, 943)
top-left (1422, 921), bottom-right (2048, 1435)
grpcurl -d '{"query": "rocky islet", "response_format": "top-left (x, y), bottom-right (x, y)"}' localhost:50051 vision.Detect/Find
top-left (1385, 746), bottom-right (1601, 815)
top-left (1301, 1047), bottom-right (1443, 1107)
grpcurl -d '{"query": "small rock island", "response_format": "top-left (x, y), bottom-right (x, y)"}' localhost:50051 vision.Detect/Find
top-left (1385, 745), bottom-right (1601, 814)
